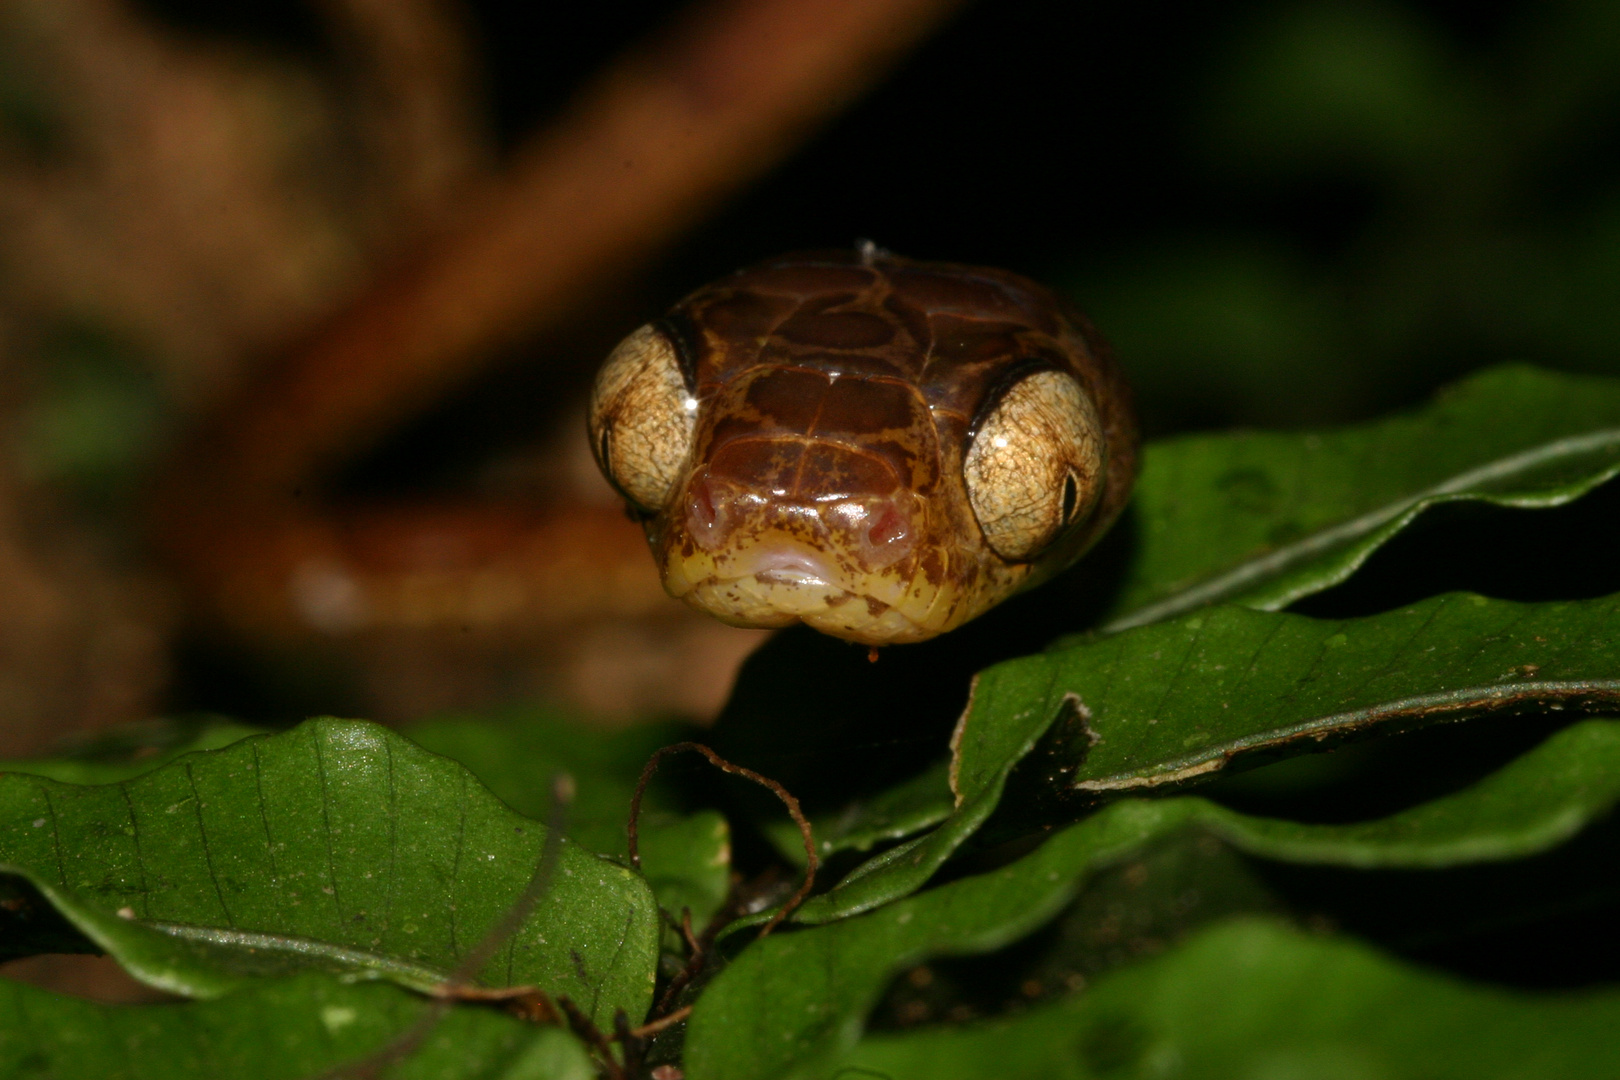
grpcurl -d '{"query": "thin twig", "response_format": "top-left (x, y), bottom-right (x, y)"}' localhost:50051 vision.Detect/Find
top-left (559, 995), bottom-right (624, 1080)
top-left (628, 742), bottom-right (817, 938)
top-left (653, 897), bottom-right (721, 1017)
top-left (629, 1004), bottom-right (693, 1040)
top-left (678, 907), bottom-right (700, 956)
top-left (614, 1009), bottom-right (646, 1077)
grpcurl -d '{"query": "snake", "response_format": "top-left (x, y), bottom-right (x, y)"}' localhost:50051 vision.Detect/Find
top-left (587, 246), bottom-right (1139, 646)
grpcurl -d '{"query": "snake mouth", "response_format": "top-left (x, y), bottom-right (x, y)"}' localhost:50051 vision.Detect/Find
top-left (745, 547), bottom-right (838, 590)
top-left (662, 539), bottom-right (946, 644)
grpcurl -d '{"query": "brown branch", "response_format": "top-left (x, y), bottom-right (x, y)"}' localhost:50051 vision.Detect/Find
top-left (628, 741), bottom-right (817, 939)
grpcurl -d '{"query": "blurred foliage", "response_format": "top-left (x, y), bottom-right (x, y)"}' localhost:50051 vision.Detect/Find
top-left (0, 32), bottom-right (60, 159)
top-left (17, 322), bottom-right (164, 508)
top-left (1071, 0), bottom-right (1620, 432)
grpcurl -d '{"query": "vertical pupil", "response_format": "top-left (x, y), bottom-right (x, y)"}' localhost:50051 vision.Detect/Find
top-left (598, 426), bottom-right (613, 470)
top-left (1061, 471), bottom-right (1079, 523)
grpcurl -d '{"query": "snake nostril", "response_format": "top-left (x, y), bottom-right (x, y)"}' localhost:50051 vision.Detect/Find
top-left (867, 504), bottom-right (908, 549)
top-left (686, 475), bottom-right (726, 547)
top-left (849, 500), bottom-right (914, 569)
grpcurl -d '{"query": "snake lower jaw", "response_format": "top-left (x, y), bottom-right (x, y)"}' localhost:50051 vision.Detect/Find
top-left (664, 564), bottom-right (951, 645)
top-left (660, 536), bottom-right (954, 644)
top-left (680, 582), bottom-right (947, 644)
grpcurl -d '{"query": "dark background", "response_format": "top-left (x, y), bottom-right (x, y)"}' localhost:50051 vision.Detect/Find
top-left (139, 0), bottom-right (1620, 438)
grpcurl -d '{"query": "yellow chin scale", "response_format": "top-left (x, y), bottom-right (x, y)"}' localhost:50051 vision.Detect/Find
top-left (660, 539), bottom-right (958, 646)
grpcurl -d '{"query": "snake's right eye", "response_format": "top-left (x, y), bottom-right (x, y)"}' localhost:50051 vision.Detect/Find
top-left (588, 323), bottom-right (698, 512)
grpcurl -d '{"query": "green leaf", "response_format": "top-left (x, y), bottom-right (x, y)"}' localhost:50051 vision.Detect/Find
top-left (634, 808), bottom-right (731, 929)
top-left (759, 680), bottom-right (1067, 927)
top-left (407, 709), bottom-right (730, 927)
top-left (405, 707), bottom-right (690, 853)
top-left (965, 591), bottom-right (1620, 793)
top-left (774, 584), bottom-right (1617, 922)
top-left (1108, 366), bottom-right (1620, 628)
top-left (685, 719), bottom-right (1620, 1079)
top-left (0, 721), bottom-right (264, 786)
top-left (1203, 718), bottom-right (1620, 866)
top-left (0, 718), bottom-right (658, 1025)
top-left (764, 759), bottom-right (952, 867)
top-left (0, 972), bottom-right (595, 1080)
top-left (839, 918), bottom-right (1620, 1080)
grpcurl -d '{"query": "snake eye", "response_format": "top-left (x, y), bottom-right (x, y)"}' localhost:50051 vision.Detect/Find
top-left (963, 369), bottom-right (1106, 561)
top-left (589, 323), bottom-right (697, 511)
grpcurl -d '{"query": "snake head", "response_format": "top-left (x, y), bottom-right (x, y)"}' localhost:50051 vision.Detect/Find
top-left (588, 250), bottom-right (1138, 646)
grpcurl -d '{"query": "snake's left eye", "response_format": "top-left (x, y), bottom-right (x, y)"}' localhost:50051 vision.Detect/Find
top-left (589, 324), bottom-right (697, 511)
top-left (963, 369), bottom-right (1106, 561)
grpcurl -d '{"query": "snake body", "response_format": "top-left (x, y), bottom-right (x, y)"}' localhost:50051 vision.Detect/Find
top-left (590, 248), bottom-right (1137, 645)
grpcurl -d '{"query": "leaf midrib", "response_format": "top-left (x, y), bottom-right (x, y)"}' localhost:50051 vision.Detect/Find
top-left (1106, 428), bottom-right (1620, 631)
top-left (1077, 678), bottom-right (1620, 791)
top-left (142, 920), bottom-right (453, 990)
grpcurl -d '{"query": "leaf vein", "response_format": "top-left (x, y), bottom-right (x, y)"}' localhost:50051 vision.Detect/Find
top-left (384, 736), bottom-right (398, 938)
top-left (119, 784), bottom-right (149, 917)
top-left (449, 769), bottom-right (468, 961)
top-left (40, 787), bottom-right (65, 889)
top-left (311, 727), bottom-right (345, 923)
top-left (186, 762), bottom-right (234, 928)
top-left (251, 741), bottom-right (280, 903)
top-left (1148, 614), bottom-right (1212, 723)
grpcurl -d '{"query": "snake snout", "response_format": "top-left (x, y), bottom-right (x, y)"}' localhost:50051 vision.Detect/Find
top-left (685, 470), bottom-right (918, 572)
top-left (661, 468), bottom-right (942, 644)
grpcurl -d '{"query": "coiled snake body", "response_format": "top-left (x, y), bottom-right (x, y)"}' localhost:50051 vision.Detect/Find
top-left (590, 247), bottom-right (1138, 646)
